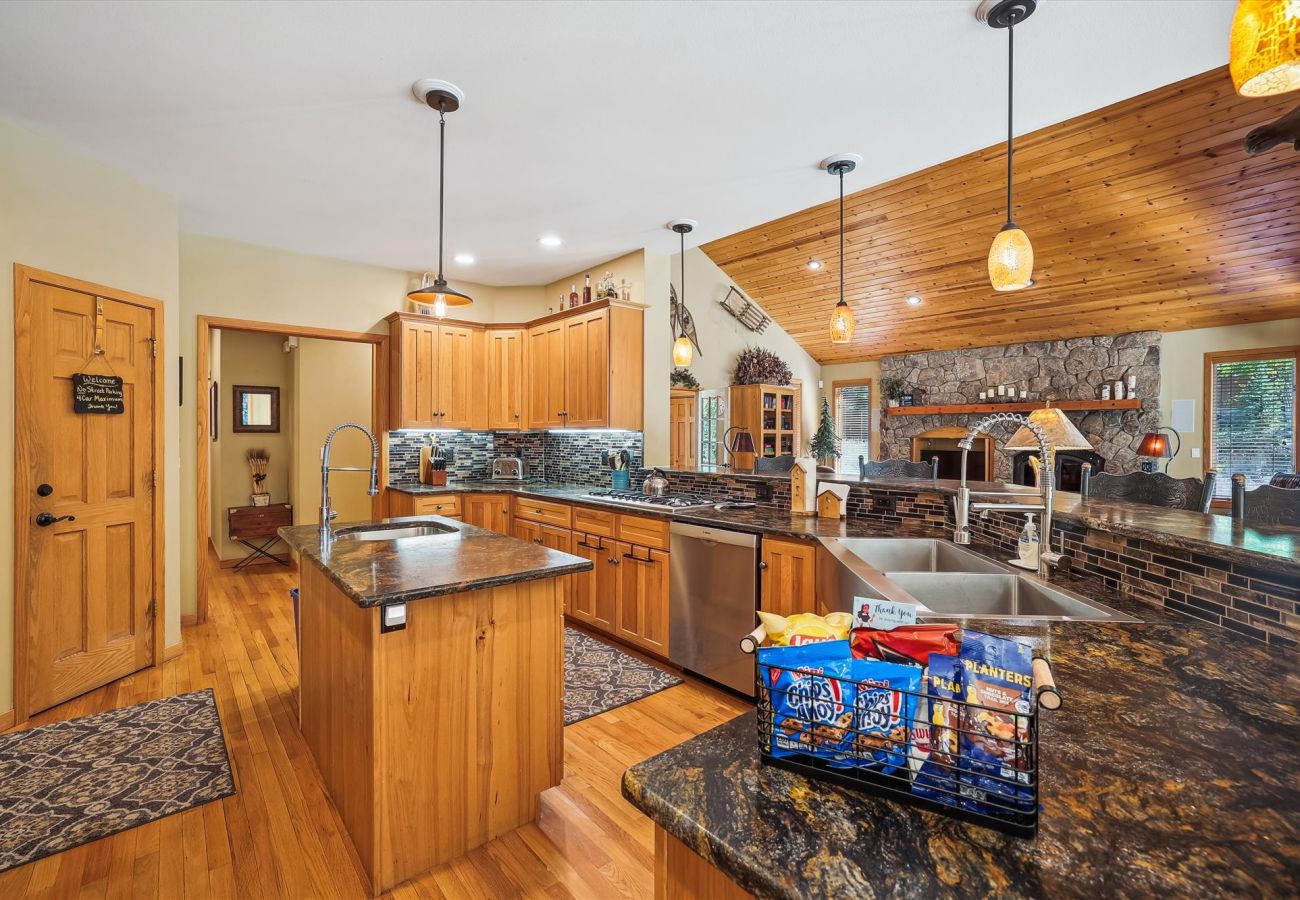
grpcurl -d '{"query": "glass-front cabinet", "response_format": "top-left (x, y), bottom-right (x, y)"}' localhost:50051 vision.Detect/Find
top-left (729, 383), bottom-right (801, 459)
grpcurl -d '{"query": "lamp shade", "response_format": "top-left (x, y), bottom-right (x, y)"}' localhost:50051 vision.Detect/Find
top-left (988, 225), bottom-right (1035, 291)
top-left (1137, 432), bottom-right (1173, 459)
top-left (673, 335), bottom-right (693, 367)
top-left (829, 299), bottom-right (855, 344)
top-left (408, 274), bottom-right (473, 318)
top-left (729, 429), bottom-right (756, 454)
top-left (1003, 407), bottom-right (1093, 452)
top-left (1230, 0), bottom-right (1300, 97)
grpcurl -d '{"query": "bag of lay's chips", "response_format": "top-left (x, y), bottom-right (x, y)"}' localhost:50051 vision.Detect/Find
top-left (757, 611), bottom-right (854, 646)
top-left (956, 631), bottom-right (1036, 816)
top-left (911, 653), bottom-right (962, 808)
top-left (829, 658), bottom-right (921, 777)
top-left (757, 640), bottom-right (854, 760)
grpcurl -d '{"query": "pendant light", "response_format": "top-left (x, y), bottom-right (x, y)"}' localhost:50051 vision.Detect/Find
top-left (1230, 0), bottom-right (1300, 97)
top-left (980, 0), bottom-right (1036, 292)
top-left (669, 219), bottom-right (697, 366)
top-left (822, 153), bottom-right (860, 345)
top-left (408, 78), bottom-right (472, 317)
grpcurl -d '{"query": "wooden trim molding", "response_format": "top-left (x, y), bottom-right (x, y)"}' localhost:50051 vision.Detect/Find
top-left (1201, 345), bottom-right (1300, 498)
top-left (12, 264), bottom-right (167, 727)
top-left (195, 315), bottom-right (390, 624)
top-left (164, 641), bottom-right (185, 662)
top-left (0, 708), bottom-right (16, 734)
top-left (887, 398), bottom-right (1141, 417)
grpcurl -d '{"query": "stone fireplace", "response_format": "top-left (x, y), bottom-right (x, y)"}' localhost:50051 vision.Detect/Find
top-left (879, 332), bottom-right (1161, 482)
top-left (1011, 449), bottom-right (1106, 493)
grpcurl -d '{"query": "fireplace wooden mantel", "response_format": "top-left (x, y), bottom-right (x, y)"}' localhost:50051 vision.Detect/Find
top-left (887, 398), bottom-right (1141, 417)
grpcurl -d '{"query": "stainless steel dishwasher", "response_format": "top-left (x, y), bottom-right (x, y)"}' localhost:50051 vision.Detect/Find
top-left (669, 522), bottom-right (759, 697)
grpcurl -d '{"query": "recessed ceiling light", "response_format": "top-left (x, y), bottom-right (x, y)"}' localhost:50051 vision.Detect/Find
top-left (453, 253), bottom-right (475, 265)
top-left (905, 294), bottom-right (923, 306)
top-left (538, 235), bottom-right (563, 248)
top-left (807, 259), bottom-right (823, 270)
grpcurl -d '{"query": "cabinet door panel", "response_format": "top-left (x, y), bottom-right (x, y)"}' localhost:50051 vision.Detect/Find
top-left (487, 329), bottom-right (524, 430)
top-left (396, 320), bottom-right (439, 429)
top-left (759, 537), bottom-right (817, 617)
top-left (538, 524), bottom-right (572, 612)
top-left (463, 494), bottom-right (511, 534)
top-left (615, 541), bottom-right (670, 656)
top-left (564, 310), bottom-right (608, 427)
top-left (570, 532), bottom-right (616, 633)
top-left (511, 518), bottom-right (542, 546)
top-left (526, 323), bottom-right (566, 429)
top-left (436, 324), bottom-right (476, 428)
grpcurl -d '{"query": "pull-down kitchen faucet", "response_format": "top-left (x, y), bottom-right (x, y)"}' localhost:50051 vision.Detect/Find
top-left (319, 422), bottom-right (380, 547)
top-left (953, 411), bottom-right (1059, 579)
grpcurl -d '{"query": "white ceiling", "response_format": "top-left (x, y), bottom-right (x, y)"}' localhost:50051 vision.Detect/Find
top-left (0, 0), bottom-right (1235, 286)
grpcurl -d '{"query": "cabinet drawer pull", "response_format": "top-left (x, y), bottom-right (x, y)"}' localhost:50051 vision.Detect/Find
top-left (577, 539), bottom-right (604, 551)
top-left (622, 552), bottom-right (652, 565)
top-left (533, 537), bottom-right (543, 544)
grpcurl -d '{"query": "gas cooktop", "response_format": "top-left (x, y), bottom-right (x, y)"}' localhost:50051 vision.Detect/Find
top-left (582, 489), bottom-right (718, 511)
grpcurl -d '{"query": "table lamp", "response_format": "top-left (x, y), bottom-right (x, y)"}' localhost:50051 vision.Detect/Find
top-left (1137, 427), bottom-right (1179, 473)
top-left (724, 427), bottom-right (756, 472)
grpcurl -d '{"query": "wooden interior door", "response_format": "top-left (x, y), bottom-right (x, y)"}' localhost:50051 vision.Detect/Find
top-left (670, 390), bottom-right (698, 468)
top-left (526, 323), bottom-right (565, 428)
top-left (15, 270), bottom-right (160, 716)
top-left (487, 328), bottom-right (524, 430)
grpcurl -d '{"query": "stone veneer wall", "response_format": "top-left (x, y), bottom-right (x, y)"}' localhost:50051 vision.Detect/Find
top-left (880, 332), bottom-right (1162, 481)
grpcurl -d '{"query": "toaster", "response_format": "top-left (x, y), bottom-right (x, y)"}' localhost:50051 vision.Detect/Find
top-left (491, 457), bottom-right (525, 480)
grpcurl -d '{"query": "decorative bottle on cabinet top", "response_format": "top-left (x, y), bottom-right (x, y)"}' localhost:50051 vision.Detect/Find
top-left (569, 284), bottom-right (579, 308)
top-left (583, 274), bottom-right (592, 304)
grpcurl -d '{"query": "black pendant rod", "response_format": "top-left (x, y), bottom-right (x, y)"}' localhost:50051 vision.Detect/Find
top-left (437, 98), bottom-right (447, 283)
top-left (1005, 22), bottom-right (1015, 226)
top-left (838, 167), bottom-right (845, 303)
top-left (680, 228), bottom-right (686, 331)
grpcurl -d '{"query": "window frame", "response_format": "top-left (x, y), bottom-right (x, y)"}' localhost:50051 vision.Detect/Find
top-left (1202, 345), bottom-right (1299, 506)
top-left (832, 377), bottom-right (873, 475)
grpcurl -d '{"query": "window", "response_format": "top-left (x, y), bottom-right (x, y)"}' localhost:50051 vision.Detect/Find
top-left (1205, 347), bottom-right (1298, 499)
top-left (699, 390), bottom-right (723, 468)
top-left (833, 379), bottom-right (872, 475)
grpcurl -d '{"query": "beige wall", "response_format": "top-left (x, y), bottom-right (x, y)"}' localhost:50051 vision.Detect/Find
top-left (291, 337), bottom-right (374, 526)
top-left (819, 360), bottom-right (883, 467)
top-left (212, 331), bottom-right (293, 559)
top-left (0, 117), bottom-right (182, 714)
top-left (677, 249), bottom-right (822, 448)
top-left (1160, 318), bottom-right (1300, 479)
top-left (542, 250), bottom-right (646, 312)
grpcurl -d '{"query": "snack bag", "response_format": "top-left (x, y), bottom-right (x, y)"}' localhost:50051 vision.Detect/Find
top-left (829, 658), bottom-right (921, 776)
top-left (911, 653), bottom-right (962, 807)
top-left (850, 623), bottom-right (960, 666)
top-left (758, 610), bottom-right (854, 646)
top-left (757, 640), bottom-right (855, 760)
top-left (957, 631), bottom-right (1035, 815)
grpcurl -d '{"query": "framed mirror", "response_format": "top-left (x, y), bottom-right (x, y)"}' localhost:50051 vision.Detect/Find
top-left (232, 384), bottom-right (280, 433)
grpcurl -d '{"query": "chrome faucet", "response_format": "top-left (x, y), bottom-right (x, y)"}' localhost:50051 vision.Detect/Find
top-left (953, 411), bottom-right (1059, 579)
top-left (319, 422), bottom-right (380, 546)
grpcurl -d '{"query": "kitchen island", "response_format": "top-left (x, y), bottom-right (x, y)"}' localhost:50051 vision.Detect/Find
top-left (279, 517), bottom-right (591, 895)
top-left (621, 576), bottom-right (1300, 898)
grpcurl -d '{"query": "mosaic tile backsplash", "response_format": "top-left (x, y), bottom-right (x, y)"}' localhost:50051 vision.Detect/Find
top-left (387, 430), bottom-right (643, 486)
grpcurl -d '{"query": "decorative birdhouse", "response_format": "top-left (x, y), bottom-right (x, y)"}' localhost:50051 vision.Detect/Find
top-left (817, 482), bottom-right (850, 519)
top-left (790, 457), bottom-right (817, 516)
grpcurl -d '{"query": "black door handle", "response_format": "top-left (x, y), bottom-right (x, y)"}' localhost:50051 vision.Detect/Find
top-left (36, 512), bottom-right (75, 527)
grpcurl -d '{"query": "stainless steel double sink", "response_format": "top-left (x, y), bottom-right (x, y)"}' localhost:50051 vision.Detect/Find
top-left (334, 520), bottom-right (459, 542)
top-left (817, 537), bottom-right (1139, 623)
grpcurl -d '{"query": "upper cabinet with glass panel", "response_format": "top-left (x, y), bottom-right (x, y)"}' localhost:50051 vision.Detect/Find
top-left (232, 385), bottom-right (280, 433)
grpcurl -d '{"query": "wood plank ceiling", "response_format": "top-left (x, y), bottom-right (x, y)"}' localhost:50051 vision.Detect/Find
top-left (701, 66), bottom-right (1300, 365)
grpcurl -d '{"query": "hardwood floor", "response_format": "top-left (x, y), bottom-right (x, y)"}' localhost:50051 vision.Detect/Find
top-left (0, 565), bottom-right (750, 898)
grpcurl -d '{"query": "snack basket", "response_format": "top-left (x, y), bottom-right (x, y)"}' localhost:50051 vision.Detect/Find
top-left (739, 624), bottom-right (1061, 838)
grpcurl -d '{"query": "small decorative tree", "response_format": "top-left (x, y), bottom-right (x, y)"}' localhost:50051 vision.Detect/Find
top-left (807, 397), bottom-right (839, 464)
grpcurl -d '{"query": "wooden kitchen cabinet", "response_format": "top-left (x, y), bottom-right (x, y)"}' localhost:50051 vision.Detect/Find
top-left (569, 531), bottom-right (617, 633)
top-left (486, 328), bottom-right (524, 430)
top-left (526, 320), bottom-right (567, 429)
top-left (462, 493), bottom-right (511, 534)
top-left (760, 536), bottom-right (818, 616)
top-left (614, 541), bottom-right (670, 657)
top-left (730, 383), bottom-right (801, 459)
top-left (537, 524), bottom-right (573, 612)
top-left (386, 313), bottom-right (486, 430)
top-left (511, 517), bottom-right (542, 546)
top-left (388, 491), bottom-right (461, 519)
top-left (525, 301), bottom-right (643, 430)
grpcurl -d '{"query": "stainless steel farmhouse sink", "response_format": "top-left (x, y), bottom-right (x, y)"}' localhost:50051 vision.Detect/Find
top-left (817, 537), bottom-right (1140, 623)
top-left (333, 521), bottom-right (459, 542)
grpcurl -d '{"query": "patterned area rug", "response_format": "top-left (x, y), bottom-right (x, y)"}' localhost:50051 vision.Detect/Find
top-left (0, 688), bottom-right (235, 873)
top-left (565, 628), bottom-right (682, 725)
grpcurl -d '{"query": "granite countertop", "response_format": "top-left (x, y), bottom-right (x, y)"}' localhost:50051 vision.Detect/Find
top-left (386, 479), bottom-right (1300, 574)
top-left (621, 574), bottom-right (1300, 898)
top-left (278, 517), bottom-right (591, 608)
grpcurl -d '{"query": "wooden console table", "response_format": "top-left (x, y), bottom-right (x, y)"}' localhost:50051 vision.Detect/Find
top-left (228, 503), bottom-right (293, 571)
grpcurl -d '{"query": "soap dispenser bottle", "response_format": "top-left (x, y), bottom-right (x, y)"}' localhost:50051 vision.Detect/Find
top-left (1017, 513), bottom-right (1040, 569)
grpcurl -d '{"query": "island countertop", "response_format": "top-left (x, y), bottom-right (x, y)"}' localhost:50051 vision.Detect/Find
top-left (621, 579), bottom-right (1300, 899)
top-left (279, 516), bottom-right (591, 608)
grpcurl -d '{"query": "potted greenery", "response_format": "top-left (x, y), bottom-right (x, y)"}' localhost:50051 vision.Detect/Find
top-left (669, 369), bottom-right (700, 389)
top-left (880, 376), bottom-right (905, 409)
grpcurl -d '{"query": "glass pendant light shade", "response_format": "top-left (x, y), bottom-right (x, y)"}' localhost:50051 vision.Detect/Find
top-left (829, 299), bottom-right (855, 344)
top-left (1230, 0), bottom-right (1300, 97)
top-left (673, 335), bottom-right (693, 366)
top-left (988, 224), bottom-right (1034, 291)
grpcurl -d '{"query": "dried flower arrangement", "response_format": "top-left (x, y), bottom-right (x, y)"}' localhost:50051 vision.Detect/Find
top-left (732, 346), bottom-right (792, 386)
top-left (247, 449), bottom-right (270, 504)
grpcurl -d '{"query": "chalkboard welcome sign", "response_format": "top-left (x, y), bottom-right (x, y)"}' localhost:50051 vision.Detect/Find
top-left (73, 373), bottom-right (125, 415)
